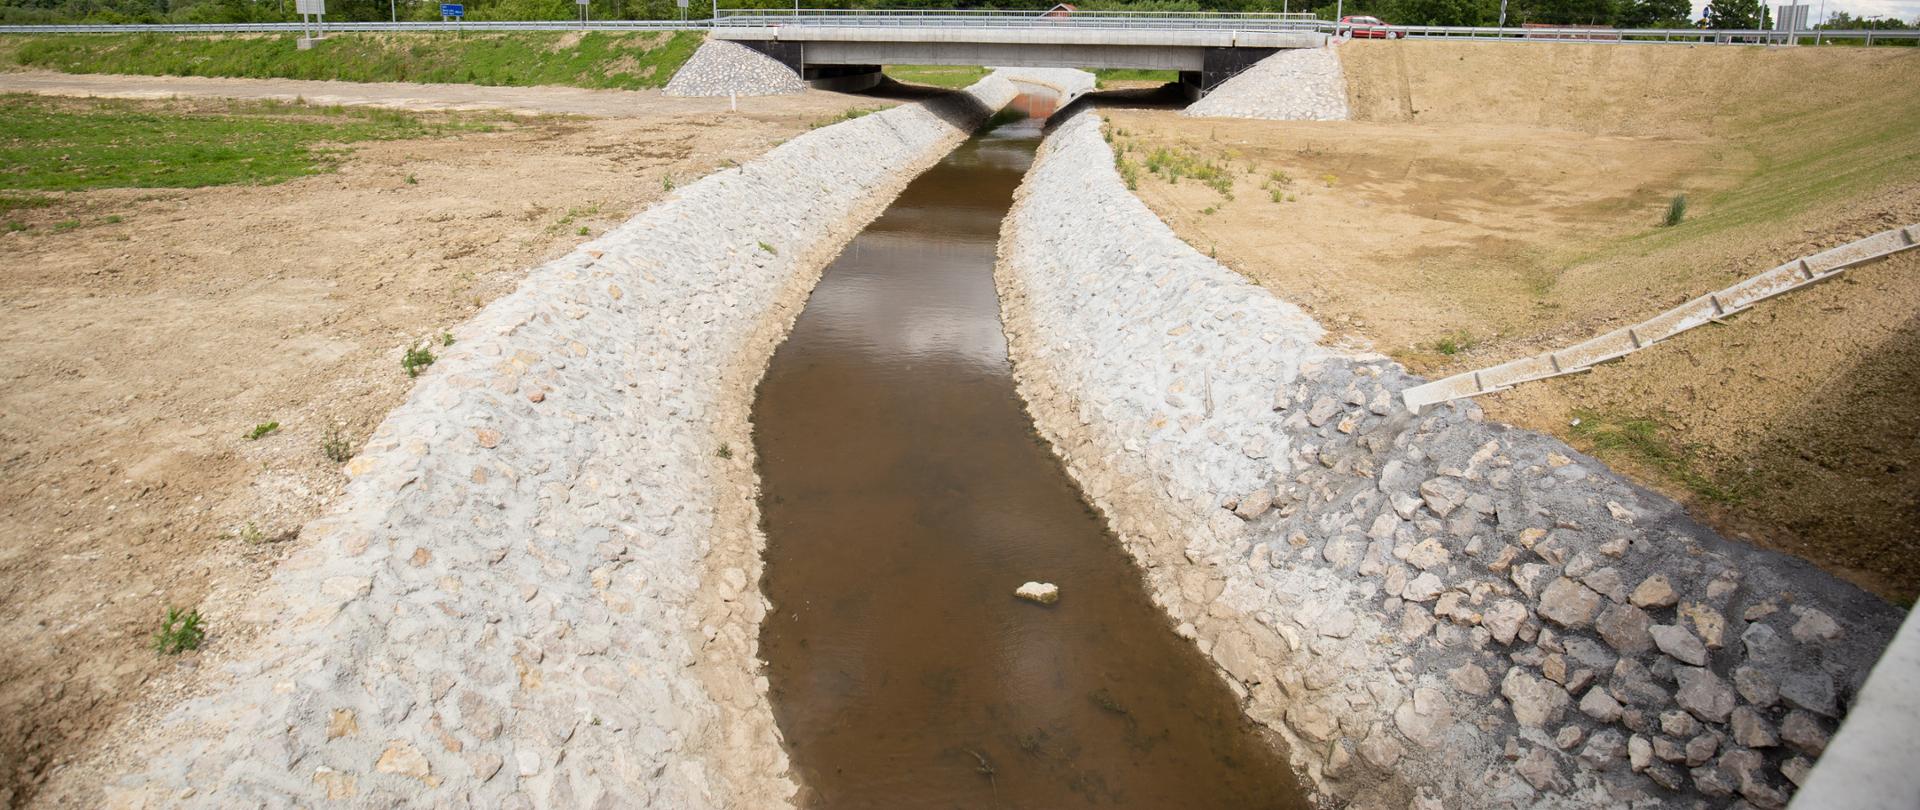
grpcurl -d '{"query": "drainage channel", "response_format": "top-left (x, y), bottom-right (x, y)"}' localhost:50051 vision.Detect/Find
top-left (751, 90), bottom-right (1309, 808)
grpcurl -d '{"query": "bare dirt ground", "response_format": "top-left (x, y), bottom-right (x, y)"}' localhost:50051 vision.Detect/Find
top-left (1114, 41), bottom-right (1920, 603)
top-left (0, 75), bottom-right (895, 806)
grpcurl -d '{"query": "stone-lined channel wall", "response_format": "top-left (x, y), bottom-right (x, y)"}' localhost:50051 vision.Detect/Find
top-left (995, 104), bottom-right (1903, 809)
top-left (1183, 44), bottom-right (1350, 121)
top-left (91, 77), bottom-right (1023, 809)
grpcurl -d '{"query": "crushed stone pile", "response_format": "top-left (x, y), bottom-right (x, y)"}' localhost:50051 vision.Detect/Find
top-left (665, 39), bottom-right (806, 97)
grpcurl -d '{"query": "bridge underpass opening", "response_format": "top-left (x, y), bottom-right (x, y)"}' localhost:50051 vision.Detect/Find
top-left (718, 27), bottom-right (1323, 96)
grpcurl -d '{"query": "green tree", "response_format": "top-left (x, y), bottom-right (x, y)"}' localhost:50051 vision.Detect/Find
top-left (1618, 0), bottom-right (1688, 26)
top-left (1384, 0), bottom-right (1489, 25)
top-left (1705, 0), bottom-right (1768, 28)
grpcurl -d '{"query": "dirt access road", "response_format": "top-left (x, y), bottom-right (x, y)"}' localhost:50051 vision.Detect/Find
top-left (0, 72), bottom-right (895, 805)
top-left (1115, 41), bottom-right (1920, 602)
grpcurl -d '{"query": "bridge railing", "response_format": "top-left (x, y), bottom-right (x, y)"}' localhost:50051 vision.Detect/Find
top-left (714, 8), bottom-right (1325, 32)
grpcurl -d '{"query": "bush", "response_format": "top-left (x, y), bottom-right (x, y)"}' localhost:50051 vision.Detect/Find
top-left (1663, 194), bottom-right (1688, 227)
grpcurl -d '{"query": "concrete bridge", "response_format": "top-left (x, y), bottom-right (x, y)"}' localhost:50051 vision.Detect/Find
top-left (712, 10), bottom-right (1328, 95)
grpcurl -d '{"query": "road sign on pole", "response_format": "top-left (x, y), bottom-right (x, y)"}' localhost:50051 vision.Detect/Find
top-left (439, 2), bottom-right (463, 16)
top-left (294, 0), bottom-right (324, 47)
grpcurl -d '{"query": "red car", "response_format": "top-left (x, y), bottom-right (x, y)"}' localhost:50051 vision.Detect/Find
top-left (1340, 15), bottom-right (1402, 38)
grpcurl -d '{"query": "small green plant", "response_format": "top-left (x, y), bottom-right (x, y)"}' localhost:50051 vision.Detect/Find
top-left (402, 344), bottom-right (436, 377)
top-left (1270, 187), bottom-right (1286, 203)
top-left (757, 241), bottom-right (777, 256)
top-left (715, 443), bottom-right (733, 460)
top-left (1115, 154), bottom-right (1141, 190)
top-left (153, 607), bottom-right (205, 655)
top-left (1570, 408), bottom-right (1750, 503)
top-left (440, 331), bottom-right (455, 346)
top-left (1663, 194), bottom-right (1688, 227)
top-left (238, 522), bottom-right (267, 544)
top-left (52, 219), bottom-right (81, 232)
top-left (662, 175), bottom-right (675, 191)
top-left (246, 421), bottom-right (280, 440)
top-left (321, 423), bottom-right (354, 463)
top-left (0, 193), bottom-right (54, 214)
top-left (404, 174), bottom-right (418, 185)
top-left (1268, 169), bottom-right (1293, 186)
top-left (1201, 206), bottom-right (1217, 216)
top-left (576, 225), bottom-right (590, 236)
top-left (1142, 145), bottom-right (1234, 200)
top-left (1431, 330), bottom-right (1477, 356)
top-left (5, 221), bottom-right (27, 232)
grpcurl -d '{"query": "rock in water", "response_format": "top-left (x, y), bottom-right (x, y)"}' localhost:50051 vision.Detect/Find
top-left (1015, 581), bottom-right (1060, 605)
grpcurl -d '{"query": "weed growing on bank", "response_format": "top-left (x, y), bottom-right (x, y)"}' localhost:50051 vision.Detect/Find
top-left (402, 344), bottom-right (436, 377)
top-left (322, 423), bottom-right (354, 463)
top-left (1570, 409), bottom-right (1752, 504)
top-left (1431, 330), bottom-right (1477, 356)
top-left (1144, 146), bottom-right (1234, 199)
top-left (810, 106), bottom-right (882, 129)
top-left (245, 421), bottom-right (280, 440)
top-left (153, 607), bottom-right (204, 655)
top-left (1663, 194), bottom-right (1688, 227)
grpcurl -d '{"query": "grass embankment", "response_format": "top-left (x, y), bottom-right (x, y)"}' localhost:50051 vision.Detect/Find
top-left (0, 95), bottom-right (496, 230)
top-left (1092, 67), bottom-right (1178, 86)
top-left (1344, 42), bottom-right (1920, 597)
top-left (883, 64), bottom-right (1180, 89)
top-left (0, 30), bottom-right (702, 89)
top-left (883, 64), bottom-right (989, 88)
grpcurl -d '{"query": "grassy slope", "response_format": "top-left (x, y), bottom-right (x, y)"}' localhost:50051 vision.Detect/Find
top-left (0, 30), bottom-right (702, 90)
top-left (1343, 42), bottom-right (1920, 318)
top-left (1342, 41), bottom-right (1920, 598)
top-left (883, 64), bottom-right (989, 88)
top-left (1092, 67), bottom-right (1179, 86)
top-left (0, 95), bottom-right (491, 200)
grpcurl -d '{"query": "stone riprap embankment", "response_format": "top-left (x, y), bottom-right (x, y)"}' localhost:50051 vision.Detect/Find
top-left (995, 104), bottom-right (1901, 809)
top-left (1183, 45), bottom-right (1350, 121)
top-left (663, 39), bottom-right (805, 97)
top-left (86, 76), bottom-right (1027, 809)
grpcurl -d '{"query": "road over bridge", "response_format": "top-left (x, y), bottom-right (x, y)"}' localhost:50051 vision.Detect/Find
top-left (712, 10), bottom-right (1328, 95)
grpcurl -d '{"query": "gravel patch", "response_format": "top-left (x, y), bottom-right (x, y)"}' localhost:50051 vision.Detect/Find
top-left (1184, 45), bottom-right (1350, 121)
top-left (84, 76), bottom-right (1023, 809)
top-left (996, 104), bottom-right (1900, 809)
top-left (664, 39), bottom-right (805, 98)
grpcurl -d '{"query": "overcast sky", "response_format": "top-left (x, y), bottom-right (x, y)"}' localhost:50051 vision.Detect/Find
top-left (1689, 0), bottom-right (1920, 21)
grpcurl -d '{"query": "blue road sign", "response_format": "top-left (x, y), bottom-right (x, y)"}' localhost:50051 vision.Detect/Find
top-left (440, 3), bottom-right (464, 16)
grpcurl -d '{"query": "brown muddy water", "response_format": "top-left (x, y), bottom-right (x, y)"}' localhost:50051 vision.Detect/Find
top-left (752, 95), bottom-right (1307, 809)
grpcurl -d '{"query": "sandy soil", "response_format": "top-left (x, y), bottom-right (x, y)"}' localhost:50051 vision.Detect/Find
top-left (0, 76), bottom-right (894, 805)
top-left (1115, 41), bottom-right (1920, 602)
